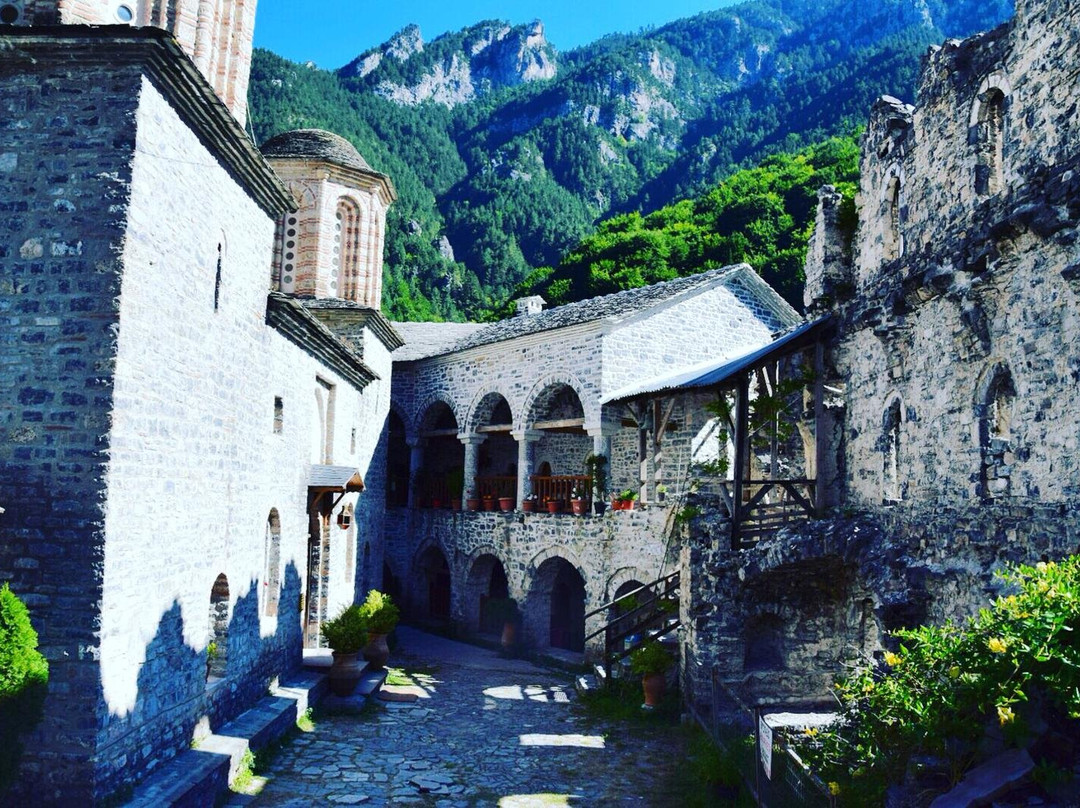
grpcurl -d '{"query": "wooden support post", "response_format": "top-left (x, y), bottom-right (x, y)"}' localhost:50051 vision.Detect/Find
top-left (814, 340), bottom-right (827, 517)
top-left (652, 398), bottom-right (675, 501)
top-left (732, 375), bottom-right (750, 549)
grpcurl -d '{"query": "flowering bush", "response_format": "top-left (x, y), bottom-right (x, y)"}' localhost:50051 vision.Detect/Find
top-left (798, 557), bottom-right (1080, 802)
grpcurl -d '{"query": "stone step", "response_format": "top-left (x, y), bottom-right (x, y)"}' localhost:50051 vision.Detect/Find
top-left (125, 672), bottom-right (326, 807)
top-left (319, 666), bottom-right (388, 714)
top-left (576, 674), bottom-right (599, 694)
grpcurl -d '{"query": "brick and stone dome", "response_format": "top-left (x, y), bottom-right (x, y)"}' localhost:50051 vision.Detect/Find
top-left (260, 129), bottom-right (373, 173)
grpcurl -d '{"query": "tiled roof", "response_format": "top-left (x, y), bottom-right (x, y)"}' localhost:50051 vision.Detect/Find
top-left (394, 264), bottom-right (771, 360)
top-left (391, 322), bottom-right (488, 361)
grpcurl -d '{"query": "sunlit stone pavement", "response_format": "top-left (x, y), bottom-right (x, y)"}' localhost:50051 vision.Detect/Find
top-left (232, 626), bottom-right (687, 806)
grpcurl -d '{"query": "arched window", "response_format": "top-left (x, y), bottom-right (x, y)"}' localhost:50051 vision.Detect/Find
top-left (979, 365), bottom-right (1016, 498)
top-left (883, 174), bottom-right (903, 262)
top-left (881, 399), bottom-right (902, 503)
top-left (975, 88), bottom-right (1006, 196)
top-left (264, 510), bottom-right (281, 617)
top-left (207, 573), bottom-right (230, 682)
top-left (335, 198), bottom-right (362, 301)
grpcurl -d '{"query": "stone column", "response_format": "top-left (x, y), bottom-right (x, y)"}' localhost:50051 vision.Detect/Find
top-left (586, 422), bottom-right (618, 501)
top-left (406, 437), bottom-right (424, 510)
top-left (512, 429), bottom-right (543, 505)
top-left (460, 434), bottom-right (486, 509)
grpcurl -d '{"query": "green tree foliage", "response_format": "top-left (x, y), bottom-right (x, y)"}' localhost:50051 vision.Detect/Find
top-left (799, 557), bottom-right (1080, 803)
top-left (248, 2), bottom-right (1011, 321)
top-left (515, 135), bottom-right (859, 309)
top-left (0, 584), bottom-right (49, 792)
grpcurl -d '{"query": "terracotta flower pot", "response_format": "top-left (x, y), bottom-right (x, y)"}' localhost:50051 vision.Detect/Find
top-left (362, 632), bottom-right (390, 670)
top-left (546, 499), bottom-right (563, 514)
top-left (522, 500), bottom-right (536, 513)
top-left (430, 498), bottom-right (442, 510)
top-left (499, 496), bottom-right (515, 512)
top-left (642, 672), bottom-right (666, 708)
top-left (451, 500), bottom-right (461, 511)
top-left (466, 498), bottom-right (481, 511)
top-left (328, 651), bottom-right (364, 697)
top-left (571, 499), bottom-right (588, 516)
top-left (482, 497), bottom-right (496, 512)
top-left (501, 620), bottom-right (516, 652)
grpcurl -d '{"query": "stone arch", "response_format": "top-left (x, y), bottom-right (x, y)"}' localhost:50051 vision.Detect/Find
top-left (206, 573), bottom-right (230, 682)
top-left (412, 392), bottom-right (462, 437)
top-left (463, 548), bottom-right (512, 634)
top-left (465, 386), bottom-right (518, 434)
top-left (976, 362), bottom-right (1017, 499)
top-left (880, 393), bottom-right (905, 503)
top-left (263, 509), bottom-right (282, 617)
top-left (386, 407), bottom-right (410, 508)
top-left (411, 540), bottom-right (453, 621)
top-left (968, 71), bottom-right (1013, 129)
top-left (520, 371), bottom-right (595, 430)
top-left (524, 553), bottom-right (588, 653)
top-left (604, 566), bottom-right (653, 603)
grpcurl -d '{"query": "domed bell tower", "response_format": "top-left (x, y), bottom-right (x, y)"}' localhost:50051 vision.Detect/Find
top-left (260, 130), bottom-right (397, 310)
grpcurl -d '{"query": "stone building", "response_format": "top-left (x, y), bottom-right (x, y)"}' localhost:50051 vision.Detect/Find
top-left (677, 0), bottom-right (1080, 715)
top-left (0, 2), bottom-right (398, 801)
top-left (384, 265), bottom-right (800, 655)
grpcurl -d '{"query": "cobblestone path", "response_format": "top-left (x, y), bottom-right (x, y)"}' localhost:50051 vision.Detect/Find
top-left (239, 627), bottom-right (689, 806)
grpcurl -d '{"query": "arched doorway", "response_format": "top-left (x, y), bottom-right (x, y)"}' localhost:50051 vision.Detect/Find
top-left (471, 393), bottom-right (517, 501)
top-left (528, 557), bottom-right (586, 653)
top-left (526, 383), bottom-right (591, 506)
top-left (207, 573), bottom-right (230, 682)
top-left (417, 545), bottom-right (452, 621)
top-left (464, 554), bottom-right (510, 634)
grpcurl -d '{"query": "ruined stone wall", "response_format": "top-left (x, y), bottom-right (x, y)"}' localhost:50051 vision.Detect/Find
top-left (687, 0), bottom-right (1080, 715)
top-left (0, 60), bottom-right (140, 802)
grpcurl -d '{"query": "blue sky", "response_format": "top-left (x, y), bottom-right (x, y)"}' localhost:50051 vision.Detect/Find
top-left (254, 0), bottom-right (741, 69)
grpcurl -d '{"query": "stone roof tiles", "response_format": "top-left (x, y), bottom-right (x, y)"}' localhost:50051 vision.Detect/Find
top-left (261, 129), bottom-right (375, 173)
top-left (394, 264), bottom-right (760, 361)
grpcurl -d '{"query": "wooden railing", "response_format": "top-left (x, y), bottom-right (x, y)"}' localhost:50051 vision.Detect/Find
top-left (417, 477), bottom-right (453, 508)
top-left (530, 475), bottom-right (592, 506)
top-left (584, 571), bottom-right (680, 682)
top-left (474, 476), bottom-right (516, 500)
top-left (718, 479), bottom-right (816, 547)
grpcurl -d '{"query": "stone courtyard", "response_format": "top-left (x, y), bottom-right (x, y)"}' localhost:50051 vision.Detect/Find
top-left (232, 627), bottom-right (689, 806)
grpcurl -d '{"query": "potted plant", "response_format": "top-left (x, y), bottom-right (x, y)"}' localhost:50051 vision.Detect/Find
top-left (498, 495), bottom-right (515, 512)
top-left (585, 453), bottom-right (608, 515)
top-left (466, 489), bottom-right (481, 511)
top-left (614, 489), bottom-right (638, 510)
top-left (482, 493), bottom-right (496, 512)
top-left (357, 589), bottom-right (399, 670)
top-left (522, 493), bottom-right (538, 513)
top-left (630, 639), bottom-right (672, 708)
top-left (205, 640), bottom-right (218, 681)
top-left (483, 597), bottom-right (520, 653)
top-left (656, 484), bottom-right (668, 503)
top-left (321, 604), bottom-right (368, 696)
top-left (570, 486), bottom-right (588, 516)
top-left (545, 497), bottom-right (563, 514)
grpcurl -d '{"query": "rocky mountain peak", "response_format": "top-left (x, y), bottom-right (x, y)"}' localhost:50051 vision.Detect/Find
top-left (387, 24), bottom-right (424, 61)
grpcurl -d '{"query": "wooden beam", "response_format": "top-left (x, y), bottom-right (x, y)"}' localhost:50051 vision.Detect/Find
top-left (532, 417), bottom-right (586, 431)
top-left (420, 428), bottom-right (459, 438)
top-left (476, 424), bottom-right (512, 433)
top-left (731, 375), bottom-right (750, 550)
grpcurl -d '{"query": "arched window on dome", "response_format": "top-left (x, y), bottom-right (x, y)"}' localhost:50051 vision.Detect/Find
top-left (335, 197), bottom-right (363, 301)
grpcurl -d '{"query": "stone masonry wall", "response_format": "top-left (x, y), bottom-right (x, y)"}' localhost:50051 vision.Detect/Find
top-left (94, 76), bottom-right (382, 798)
top-left (0, 60), bottom-right (140, 802)
top-left (384, 506), bottom-right (679, 655)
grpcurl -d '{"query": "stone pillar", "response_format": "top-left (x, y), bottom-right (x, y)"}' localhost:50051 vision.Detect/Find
top-left (406, 437), bottom-right (424, 510)
top-left (460, 435), bottom-right (485, 509)
top-left (586, 424), bottom-right (615, 500)
top-left (512, 429), bottom-right (543, 505)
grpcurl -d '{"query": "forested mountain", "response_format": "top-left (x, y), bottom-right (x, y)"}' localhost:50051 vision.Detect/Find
top-left (248, 0), bottom-right (1013, 321)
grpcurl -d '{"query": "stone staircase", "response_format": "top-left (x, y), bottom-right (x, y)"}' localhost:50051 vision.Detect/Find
top-left (125, 661), bottom-right (387, 807)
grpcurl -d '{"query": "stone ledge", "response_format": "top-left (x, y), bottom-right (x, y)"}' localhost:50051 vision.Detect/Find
top-left (125, 672), bottom-right (326, 807)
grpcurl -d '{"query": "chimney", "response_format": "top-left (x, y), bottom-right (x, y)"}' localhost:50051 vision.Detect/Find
top-left (514, 296), bottom-right (546, 317)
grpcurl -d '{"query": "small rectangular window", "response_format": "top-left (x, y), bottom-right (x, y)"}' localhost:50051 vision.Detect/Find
top-left (273, 397), bottom-right (284, 434)
top-left (351, 427), bottom-right (357, 454)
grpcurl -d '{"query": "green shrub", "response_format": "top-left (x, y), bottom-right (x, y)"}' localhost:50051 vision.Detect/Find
top-left (798, 556), bottom-right (1080, 803)
top-left (630, 640), bottom-right (673, 676)
top-left (320, 604), bottom-right (368, 653)
top-left (357, 590), bottom-right (400, 635)
top-left (0, 584), bottom-right (49, 792)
